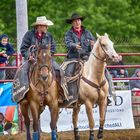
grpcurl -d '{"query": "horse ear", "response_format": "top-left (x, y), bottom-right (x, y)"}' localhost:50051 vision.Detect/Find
top-left (96, 33), bottom-right (101, 38)
top-left (104, 33), bottom-right (108, 38)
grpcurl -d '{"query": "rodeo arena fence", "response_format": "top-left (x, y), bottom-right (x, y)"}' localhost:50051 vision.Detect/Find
top-left (0, 51), bottom-right (140, 134)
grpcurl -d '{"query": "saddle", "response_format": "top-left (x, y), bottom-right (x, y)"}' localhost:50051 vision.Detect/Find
top-left (58, 59), bottom-right (83, 107)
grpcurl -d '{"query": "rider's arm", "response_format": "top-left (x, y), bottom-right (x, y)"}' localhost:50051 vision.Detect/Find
top-left (20, 31), bottom-right (32, 60)
top-left (65, 31), bottom-right (80, 51)
top-left (49, 33), bottom-right (56, 55)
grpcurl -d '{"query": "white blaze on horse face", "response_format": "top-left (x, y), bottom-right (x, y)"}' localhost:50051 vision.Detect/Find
top-left (43, 52), bottom-right (46, 57)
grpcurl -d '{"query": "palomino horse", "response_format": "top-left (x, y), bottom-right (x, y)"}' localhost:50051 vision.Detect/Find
top-left (71, 33), bottom-right (119, 140)
top-left (19, 45), bottom-right (59, 140)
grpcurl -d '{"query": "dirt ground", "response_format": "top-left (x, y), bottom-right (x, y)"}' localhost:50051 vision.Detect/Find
top-left (0, 128), bottom-right (140, 140)
top-left (1, 119), bottom-right (140, 140)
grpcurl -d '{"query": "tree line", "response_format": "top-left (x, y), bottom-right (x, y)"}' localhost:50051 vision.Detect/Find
top-left (0, 0), bottom-right (139, 54)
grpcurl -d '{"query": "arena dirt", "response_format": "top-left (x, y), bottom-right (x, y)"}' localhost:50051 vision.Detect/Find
top-left (0, 129), bottom-right (140, 140)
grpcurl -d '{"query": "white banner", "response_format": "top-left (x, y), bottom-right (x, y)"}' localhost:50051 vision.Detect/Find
top-left (40, 90), bottom-right (135, 132)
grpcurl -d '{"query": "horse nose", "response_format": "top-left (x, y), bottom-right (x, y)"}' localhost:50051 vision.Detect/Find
top-left (41, 75), bottom-right (48, 81)
top-left (112, 54), bottom-right (120, 62)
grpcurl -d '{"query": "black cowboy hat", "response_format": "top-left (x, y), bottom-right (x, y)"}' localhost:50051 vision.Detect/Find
top-left (66, 13), bottom-right (85, 24)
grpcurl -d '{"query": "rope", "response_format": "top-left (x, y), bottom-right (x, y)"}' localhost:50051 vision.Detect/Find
top-left (60, 60), bottom-right (84, 83)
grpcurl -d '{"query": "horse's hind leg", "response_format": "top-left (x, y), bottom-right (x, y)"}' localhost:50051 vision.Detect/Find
top-left (97, 97), bottom-right (107, 140)
top-left (85, 101), bottom-right (95, 140)
top-left (73, 106), bottom-right (80, 140)
top-left (20, 101), bottom-right (31, 140)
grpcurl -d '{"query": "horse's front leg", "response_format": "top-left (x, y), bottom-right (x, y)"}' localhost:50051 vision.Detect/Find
top-left (85, 100), bottom-right (95, 140)
top-left (30, 101), bottom-right (40, 140)
top-left (97, 96), bottom-right (107, 140)
top-left (20, 100), bottom-right (31, 140)
top-left (49, 103), bottom-right (59, 140)
top-left (73, 106), bottom-right (80, 140)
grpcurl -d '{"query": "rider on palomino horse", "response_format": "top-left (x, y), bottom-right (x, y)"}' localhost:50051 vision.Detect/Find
top-left (64, 13), bottom-right (114, 106)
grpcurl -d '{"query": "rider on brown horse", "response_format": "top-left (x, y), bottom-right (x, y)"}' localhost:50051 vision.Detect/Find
top-left (18, 16), bottom-right (61, 140)
top-left (13, 16), bottom-right (61, 102)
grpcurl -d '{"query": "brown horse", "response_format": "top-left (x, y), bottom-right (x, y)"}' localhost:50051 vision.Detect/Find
top-left (19, 45), bottom-right (59, 140)
top-left (68, 33), bottom-right (119, 140)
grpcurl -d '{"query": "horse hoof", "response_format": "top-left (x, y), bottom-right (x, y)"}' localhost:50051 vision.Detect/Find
top-left (75, 136), bottom-right (80, 140)
top-left (32, 131), bottom-right (39, 140)
top-left (97, 133), bottom-right (103, 140)
top-left (27, 133), bottom-right (31, 140)
top-left (74, 128), bottom-right (80, 140)
top-left (89, 135), bottom-right (94, 140)
top-left (51, 129), bottom-right (57, 140)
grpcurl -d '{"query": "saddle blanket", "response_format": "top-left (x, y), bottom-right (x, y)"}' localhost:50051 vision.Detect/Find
top-left (12, 62), bottom-right (29, 103)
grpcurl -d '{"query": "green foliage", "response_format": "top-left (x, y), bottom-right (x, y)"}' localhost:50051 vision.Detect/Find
top-left (0, 0), bottom-right (139, 55)
top-left (0, 0), bottom-right (139, 76)
top-left (0, 0), bottom-right (16, 38)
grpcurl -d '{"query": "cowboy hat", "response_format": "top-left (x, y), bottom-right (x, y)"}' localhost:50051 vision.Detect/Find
top-left (66, 13), bottom-right (85, 24)
top-left (31, 16), bottom-right (54, 26)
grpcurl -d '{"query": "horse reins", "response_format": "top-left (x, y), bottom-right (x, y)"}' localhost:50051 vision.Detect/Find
top-left (28, 45), bottom-right (37, 60)
top-left (92, 52), bottom-right (107, 62)
top-left (92, 39), bottom-right (109, 62)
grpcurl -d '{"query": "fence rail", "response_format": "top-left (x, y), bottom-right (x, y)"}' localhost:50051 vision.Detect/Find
top-left (0, 52), bottom-right (140, 83)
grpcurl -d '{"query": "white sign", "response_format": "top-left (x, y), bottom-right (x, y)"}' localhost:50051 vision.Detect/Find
top-left (40, 90), bottom-right (135, 132)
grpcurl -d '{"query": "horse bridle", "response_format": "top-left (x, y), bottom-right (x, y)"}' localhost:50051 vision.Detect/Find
top-left (30, 46), bottom-right (54, 106)
top-left (29, 43), bottom-right (54, 99)
top-left (28, 44), bottom-right (52, 75)
top-left (39, 63), bottom-right (50, 71)
top-left (92, 39), bottom-right (109, 62)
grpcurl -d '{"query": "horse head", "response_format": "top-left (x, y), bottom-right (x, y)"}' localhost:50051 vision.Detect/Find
top-left (95, 33), bottom-right (120, 62)
top-left (36, 44), bottom-right (52, 81)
